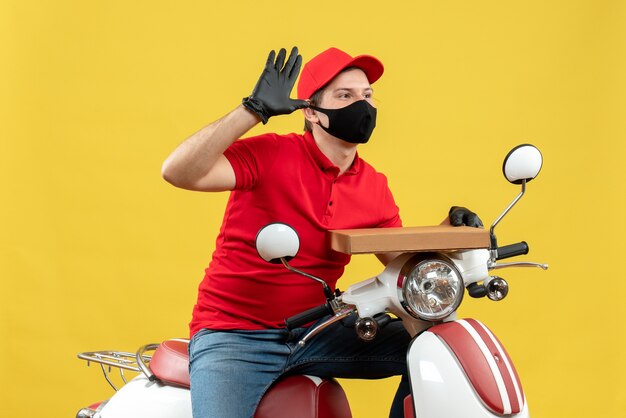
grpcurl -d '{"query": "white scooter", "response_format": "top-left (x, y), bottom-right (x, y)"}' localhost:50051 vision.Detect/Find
top-left (77, 144), bottom-right (547, 418)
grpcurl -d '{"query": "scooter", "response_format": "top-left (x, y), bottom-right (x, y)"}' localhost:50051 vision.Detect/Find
top-left (77, 144), bottom-right (547, 418)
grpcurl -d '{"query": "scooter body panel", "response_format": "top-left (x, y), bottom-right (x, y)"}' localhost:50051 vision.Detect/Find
top-left (407, 319), bottom-right (529, 418)
top-left (97, 374), bottom-right (191, 418)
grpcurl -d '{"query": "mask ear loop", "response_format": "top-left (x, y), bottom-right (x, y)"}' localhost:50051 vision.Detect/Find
top-left (309, 106), bottom-right (333, 130)
top-left (310, 105), bottom-right (345, 116)
top-left (309, 105), bottom-right (326, 114)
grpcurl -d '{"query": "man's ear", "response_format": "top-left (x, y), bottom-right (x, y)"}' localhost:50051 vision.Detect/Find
top-left (302, 107), bottom-right (319, 124)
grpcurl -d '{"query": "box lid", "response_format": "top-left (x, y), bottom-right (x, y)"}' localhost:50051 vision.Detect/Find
top-left (329, 225), bottom-right (490, 254)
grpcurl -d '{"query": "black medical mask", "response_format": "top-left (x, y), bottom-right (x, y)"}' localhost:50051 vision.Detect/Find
top-left (310, 100), bottom-right (377, 144)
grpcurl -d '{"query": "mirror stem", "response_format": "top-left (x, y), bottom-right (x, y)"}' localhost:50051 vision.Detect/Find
top-left (490, 179), bottom-right (526, 239)
top-left (280, 258), bottom-right (335, 300)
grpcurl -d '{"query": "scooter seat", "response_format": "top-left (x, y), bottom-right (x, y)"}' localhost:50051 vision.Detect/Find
top-left (149, 339), bottom-right (191, 388)
top-left (149, 339), bottom-right (352, 418)
top-left (256, 375), bottom-right (352, 418)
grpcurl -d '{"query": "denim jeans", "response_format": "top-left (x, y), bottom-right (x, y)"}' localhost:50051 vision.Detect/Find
top-left (188, 316), bottom-right (411, 418)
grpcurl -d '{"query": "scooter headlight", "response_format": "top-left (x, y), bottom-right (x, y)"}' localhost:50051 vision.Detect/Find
top-left (397, 256), bottom-right (464, 321)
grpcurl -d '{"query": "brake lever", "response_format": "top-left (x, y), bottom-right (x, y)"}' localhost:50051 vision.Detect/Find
top-left (297, 307), bottom-right (355, 348)
top-left (489, 261), bottom-right (549, 270)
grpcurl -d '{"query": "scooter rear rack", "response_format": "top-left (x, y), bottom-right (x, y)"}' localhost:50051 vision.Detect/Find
top-left (78, 348), bottom-right (155, 391)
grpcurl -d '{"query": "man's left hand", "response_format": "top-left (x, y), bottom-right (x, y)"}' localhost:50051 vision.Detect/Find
top-left (449, 206), bottom-right (483, 228)
top-left (242, 47), bottom-right (309, 124)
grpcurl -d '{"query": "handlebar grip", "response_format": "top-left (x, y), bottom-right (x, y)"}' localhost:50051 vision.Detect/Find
top-left (285, 303), bottom-right (333, 330)
top-left (497, 241), bottom-right (529, 260)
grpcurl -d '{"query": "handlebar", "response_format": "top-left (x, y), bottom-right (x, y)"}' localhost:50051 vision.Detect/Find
top-left (285, 302), bottom-right (334, 330)
top-left (496, 241), bottom-right (529, 260)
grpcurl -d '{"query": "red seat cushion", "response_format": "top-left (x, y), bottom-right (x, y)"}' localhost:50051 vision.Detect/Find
top-left (149, 340), bottom-right (352, 418)
top-left (149, 339), bottom-right (190, 388)
top-left (255, 375), bottom-right (351, 418)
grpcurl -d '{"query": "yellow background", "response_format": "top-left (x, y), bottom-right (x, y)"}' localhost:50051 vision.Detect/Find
top-left (1, 0), bottom-right (625, 417)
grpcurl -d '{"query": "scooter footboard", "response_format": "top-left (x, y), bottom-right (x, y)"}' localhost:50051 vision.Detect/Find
top-left (406, 318), bottom-right (528, 418)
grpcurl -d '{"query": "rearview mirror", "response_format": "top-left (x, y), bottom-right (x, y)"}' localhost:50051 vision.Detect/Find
top-left (255, 223), bottom-right (300, 264)
top-left (490, 144), bottom-right (543, 251)
top-left (502, 144), bottom-right (543, 184)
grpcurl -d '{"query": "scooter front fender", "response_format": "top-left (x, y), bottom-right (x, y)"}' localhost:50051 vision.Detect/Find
top-left (97, 374), bottom-right (191, 418)
top-left (407, 318), bottom-right (528, 418)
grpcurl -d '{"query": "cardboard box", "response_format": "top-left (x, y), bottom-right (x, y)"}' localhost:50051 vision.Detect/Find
top-left (329, 225), bottom-right (490, 254)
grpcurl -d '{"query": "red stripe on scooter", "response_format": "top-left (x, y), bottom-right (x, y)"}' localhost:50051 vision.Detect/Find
top-left (466, 319), bottom-right (524, 413)
top-left (430, 321), bottom-right (504, 414)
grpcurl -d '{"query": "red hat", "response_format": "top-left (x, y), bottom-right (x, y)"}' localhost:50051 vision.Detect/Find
top-left (297, 47), bottom-right (384, 100)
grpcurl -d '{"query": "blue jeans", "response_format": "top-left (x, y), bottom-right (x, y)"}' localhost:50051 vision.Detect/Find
top-left (188, 316), bottom-right (411, 418)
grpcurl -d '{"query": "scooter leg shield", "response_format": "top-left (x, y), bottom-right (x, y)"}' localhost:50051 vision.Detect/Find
top-left (406, 319), bottom-right (529, 418)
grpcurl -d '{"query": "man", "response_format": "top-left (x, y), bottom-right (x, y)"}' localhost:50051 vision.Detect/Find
top-left (162, 46), bottom-right (482, 418)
